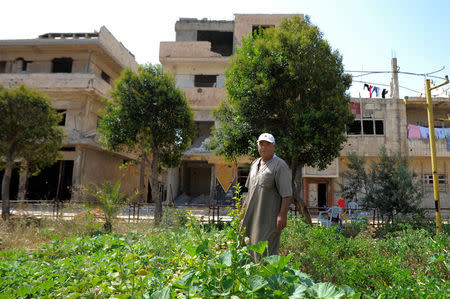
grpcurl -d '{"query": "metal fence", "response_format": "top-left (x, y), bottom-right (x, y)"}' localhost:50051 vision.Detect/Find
top-left (7, 200), bottom-right (450, 226)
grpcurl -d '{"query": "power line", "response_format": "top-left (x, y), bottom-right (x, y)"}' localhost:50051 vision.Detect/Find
top-left (352, 79), bottom-right (421, 93)
top-left (345, 67), bottom-right (446, 80)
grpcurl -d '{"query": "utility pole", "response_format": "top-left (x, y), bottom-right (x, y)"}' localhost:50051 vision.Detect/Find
top-left (404, 75), bottom-right (449, 234)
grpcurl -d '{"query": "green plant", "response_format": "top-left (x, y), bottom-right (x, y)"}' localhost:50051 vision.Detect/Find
top-left (81, 179), bottom-right (138, 233)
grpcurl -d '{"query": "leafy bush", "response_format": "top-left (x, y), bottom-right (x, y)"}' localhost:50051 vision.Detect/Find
top-left (281, 218), bottom-right (449, 297)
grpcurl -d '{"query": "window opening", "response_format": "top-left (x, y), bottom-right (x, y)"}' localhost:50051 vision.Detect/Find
top-left (56, 109), bottom-right (66, 126)
top-left (52, 58), bottom-right (73, 73)
top-left (252, 25), bottom-right (274, 36)
top-left (0, 61), bottom-right (7, 73)
top-left (363, 119), bottom-right (374, 135)
top-left (197, 30), bottom-right (233, 56)
top-left (375, 120), bottom-right (384, 135)
top-left (348, 119), bottom-right (384, 136)
top-left (101, 71), bottom-right (111, 84)
top-left (347, 120), bottom-right (362, 135)
top-left (194, 75), bottom-right (217, 87)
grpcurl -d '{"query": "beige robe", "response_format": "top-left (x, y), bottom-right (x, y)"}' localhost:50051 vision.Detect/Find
top-left (242, 155), bottom-right (292, 258)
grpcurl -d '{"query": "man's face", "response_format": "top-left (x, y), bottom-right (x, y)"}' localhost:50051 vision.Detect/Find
top-left (258, 140), bottom-right (275, 160)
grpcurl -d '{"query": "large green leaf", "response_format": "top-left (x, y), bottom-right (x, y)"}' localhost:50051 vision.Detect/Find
top-left (247, 275), bottom-right (268, 293)
top-left (308, 282), bottom-right (345, 299)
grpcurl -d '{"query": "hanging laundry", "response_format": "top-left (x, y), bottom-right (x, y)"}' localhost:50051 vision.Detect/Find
top-left (372, 86), bottom-right (379, 97)
top-left (435, 128), bottom-right (447, 139)
top-left (407, 124), bottom-right (421, 139)
top-left (382, 89), bottom-right (388, 98)
top-left (364, 83), bottom-right (369, 91)
top-left (418, 126), bottom-right (429, 139)
top-left (368, 85), bottom-right (373, 98)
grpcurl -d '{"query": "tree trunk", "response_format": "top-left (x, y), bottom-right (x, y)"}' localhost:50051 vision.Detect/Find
top-left (151, 150), bottom-right (162, 224)
top-left (1, 155), bottom-right (14, 221)
top-left (291, 158), bottom-right (313, 226)
top-left (139, 152), bottom-right (146, 203)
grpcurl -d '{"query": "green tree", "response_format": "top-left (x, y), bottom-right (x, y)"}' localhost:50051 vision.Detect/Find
top-left (211, 16), bottom-right (353, 224)
top-left (340, 147), bottom-right (423, 222)
top-left (99, 64), bottom-right (195, 224)
top-left (0, 84), bottom-right (64, 220)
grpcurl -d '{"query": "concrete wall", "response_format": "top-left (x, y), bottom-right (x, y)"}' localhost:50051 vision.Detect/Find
top-left (175, 18), bottom-right (234, 42)
top-left (233, 14), bottom-right (303, 47)
top-left (81, 147), bottom-right (140, 195)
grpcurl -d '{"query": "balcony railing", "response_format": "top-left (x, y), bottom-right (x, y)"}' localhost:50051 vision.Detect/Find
top-left (0, 73), bottom-right (111, 96)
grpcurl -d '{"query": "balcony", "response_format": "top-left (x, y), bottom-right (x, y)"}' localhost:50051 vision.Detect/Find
top-left (159, 42), bottom-right (231, 65)
top-left (0, 73), bottom-right (111, 97)
top-left (407, 138), bottom-right (450, 157)
top-left (184, 87), bottom-right (225, 110)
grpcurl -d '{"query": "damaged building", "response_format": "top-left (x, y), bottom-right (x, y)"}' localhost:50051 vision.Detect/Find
top-left (160, 14), bottom-right (450, 210)
top-left (0, 26), bottom-right (141, 202)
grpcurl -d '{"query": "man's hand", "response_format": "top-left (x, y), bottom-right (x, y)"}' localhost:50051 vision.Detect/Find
top-left (277, 196), bottom-right (291, 230)
top-left (277, 212), bottom-right (287, 230)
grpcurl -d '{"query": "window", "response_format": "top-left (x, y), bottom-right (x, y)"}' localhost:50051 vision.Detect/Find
top-left (252, 25), bottom-right (274, 36)
top-left (61, 147), bottom-right (75, 152)
top-left (347, 119), bottom-right (384, 136)
top-left (423, 174), bottom-right (447, 192)
top-left (101, 71), bottom-right (111, 84)
top-left (56, 109), bottom-right (67, 126)
top-left (197, 31), bottom-right (233, 56)
top-left (194, 75), bottom-right (217, 87)
top-left (52, 58), bottom-right (73, 73)
top-left (0, 61), bottom-right (7, 73)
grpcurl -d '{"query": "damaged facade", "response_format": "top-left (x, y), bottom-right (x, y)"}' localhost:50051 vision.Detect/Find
top-left (1, 15), bottom-right (449, 211)
top-left (160, 14), bottom-right (450, 210)
top-left (0, 27), bottom-right (141, 202)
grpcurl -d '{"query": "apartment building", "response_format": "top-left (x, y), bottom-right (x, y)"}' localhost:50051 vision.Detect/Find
top-left (160, 15), bottom-right (450, 210)
top-left (0, 26), bottom-right (140, 201)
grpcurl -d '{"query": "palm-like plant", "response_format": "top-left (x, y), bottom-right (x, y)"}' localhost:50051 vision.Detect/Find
top-left (83, 180), bottom-right (139, 232)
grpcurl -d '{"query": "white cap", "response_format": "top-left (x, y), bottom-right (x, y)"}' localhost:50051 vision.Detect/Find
top-left (257, 133), bottom-right (275, 144)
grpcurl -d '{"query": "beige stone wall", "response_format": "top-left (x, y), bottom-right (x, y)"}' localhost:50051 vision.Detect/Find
top-left (81, 147), bottom-right (140, 195)
top-left (233, 14), bottom-right (303, 47)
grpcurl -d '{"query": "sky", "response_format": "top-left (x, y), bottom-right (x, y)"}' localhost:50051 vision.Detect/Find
top-left (1, 0), bottom-right (449, 98)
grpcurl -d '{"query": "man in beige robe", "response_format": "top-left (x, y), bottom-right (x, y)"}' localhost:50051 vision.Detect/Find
top-left (241, 133), bottom-right (292, 260)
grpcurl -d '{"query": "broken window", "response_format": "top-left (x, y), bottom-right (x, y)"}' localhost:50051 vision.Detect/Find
top-left (56, 109), bottom-right (66, 126)
top-left (252, 25), bottom-right (274, 36)
top-left (197, 30), bottom-right (233, 56)
top-left (52, 58), bottom-right (73, 73)
top-left (0, 61), bottom-right (6, 73)
top-left (194, 75), bottom-right (217, 87)
top-left (101, 71), bottom-right (111, 84)
top-left (347, 119), bottom-right (384, 136)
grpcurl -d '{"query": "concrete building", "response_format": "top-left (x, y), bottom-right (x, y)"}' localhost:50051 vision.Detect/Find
top-left (0, 26), bottom-right (140, 202)
top-left (160, 15), bottom-right (450, 211)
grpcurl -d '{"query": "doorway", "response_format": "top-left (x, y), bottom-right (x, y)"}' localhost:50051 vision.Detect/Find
top-left (318, 183), bottom-right (327, 209)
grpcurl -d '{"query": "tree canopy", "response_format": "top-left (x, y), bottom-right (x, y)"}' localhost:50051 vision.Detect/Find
top-left (340, 147), bottom-right (423, 221)
top-left (0, 84), bottom-right (64, 220)
top-left (211, 16), bottom-right (353, 223)
top-left (99, 64), bottom-right (195, 223)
